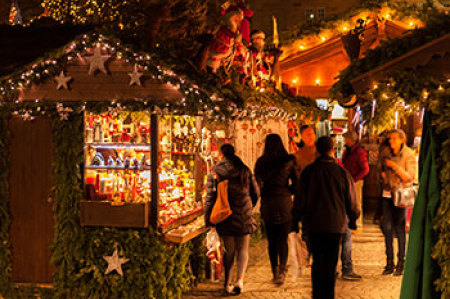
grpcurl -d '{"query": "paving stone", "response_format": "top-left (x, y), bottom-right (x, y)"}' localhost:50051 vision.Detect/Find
top-left (184, 224), bottom-right (402, 299)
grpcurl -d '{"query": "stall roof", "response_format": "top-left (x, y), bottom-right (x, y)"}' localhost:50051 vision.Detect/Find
top-left (330, 14), bottom-right (450, 99)
top-left (0, 25), bottom-right (319, 117)
top-left (279, 19), bottom-right (410, 99)
top-left (350, 34), bottom-right (450, 94)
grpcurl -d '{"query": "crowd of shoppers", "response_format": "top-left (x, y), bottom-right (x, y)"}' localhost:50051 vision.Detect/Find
top-left (204, 127), bottom-right (416, 298)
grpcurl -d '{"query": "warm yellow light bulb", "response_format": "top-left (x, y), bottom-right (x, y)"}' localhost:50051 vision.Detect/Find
top-left (409, 21), bottom-right (414, 27)
top-left (299, 44), bottom-right (305, 50)
top-left (315, 79), bottom-right (320, 85)
top-left (321, 36), bottom-right (326, 42)
top-left (292, 78), bottom-right (298, 84)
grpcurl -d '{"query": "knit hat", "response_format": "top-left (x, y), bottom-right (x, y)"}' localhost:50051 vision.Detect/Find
top-left (343, 130), bottom-right (358, 142)
top-left (316, 136), bottom-right (334, 155)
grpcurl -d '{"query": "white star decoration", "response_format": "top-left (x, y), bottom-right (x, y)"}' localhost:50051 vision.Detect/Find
top-left (128, 65), bottom-right (144, 86)
top-left (103, 249), bottom-right (129, 276)
top-left (85, 47), bottom-right (110, 75)
top-left (54, 71), bottom-right (72, 90)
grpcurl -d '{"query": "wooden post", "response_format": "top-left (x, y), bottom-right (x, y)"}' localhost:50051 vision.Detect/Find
top-left (150, 113), bottom-right (159, 230)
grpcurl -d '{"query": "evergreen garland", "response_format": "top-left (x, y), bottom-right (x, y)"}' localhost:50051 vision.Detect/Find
top-left (330, 13), bottom-right (450, 98)
top-left (429, 92), bottom-right (450, 298)
top-left (280, 0), bottom-right (429, 50)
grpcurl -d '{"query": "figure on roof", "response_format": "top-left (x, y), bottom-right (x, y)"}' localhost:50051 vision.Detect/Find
top-left (249, 30), bottom-right (282, 88)
top-left (221, 0), bottom-right (253, 45)
top-left (195, 6), bottom-right (243, 74)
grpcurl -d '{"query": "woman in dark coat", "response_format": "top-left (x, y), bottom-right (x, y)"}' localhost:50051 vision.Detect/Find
top-left (254, 134), bottom-right (297, 285)
top-left (204, 144), bottom-right (259, 295)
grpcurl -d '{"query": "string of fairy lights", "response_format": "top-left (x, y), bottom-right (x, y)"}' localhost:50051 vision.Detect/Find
top-left (0, 32), bottom-right (301, 122)
top-left (356, 74), bottom-right (446, 132)
top-left (282, 5), bottom-right (424, 59)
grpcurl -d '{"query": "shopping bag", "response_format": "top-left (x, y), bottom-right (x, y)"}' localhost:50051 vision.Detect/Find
top-left (210, 179), bottom-right (232, 224)
top-left (206, 229), bottom-right (223, 282)
top-left (288, 232), bottom-right (300, 281)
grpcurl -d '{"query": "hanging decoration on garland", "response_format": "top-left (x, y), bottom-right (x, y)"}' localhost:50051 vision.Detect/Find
top-left (56, 103), bottom-right (73, 121)
top-left (84, 47), bottom-right (110, 75)
top-left (103, 249), bottom-right (129, 276)
top-left (128, 65), bottom-right (144, 86)
top-left (54, 71), bottom-right (72, 90)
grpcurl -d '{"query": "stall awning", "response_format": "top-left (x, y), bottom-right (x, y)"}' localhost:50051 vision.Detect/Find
top-left (350, 34), bottom-right (450, 95)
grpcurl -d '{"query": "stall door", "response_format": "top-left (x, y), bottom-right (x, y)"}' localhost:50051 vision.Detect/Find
top-left (9, 117), bottom-right (55, 283)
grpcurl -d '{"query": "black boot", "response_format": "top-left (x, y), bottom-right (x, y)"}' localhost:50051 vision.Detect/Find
top-left (276, 265), bottom-right (287, 286)
top-left (382, 260), bottom-right (395, 275)
top-left (394, 260), bottom-right (405, 276)
top-left (271, 265), bottom-right (279, 283)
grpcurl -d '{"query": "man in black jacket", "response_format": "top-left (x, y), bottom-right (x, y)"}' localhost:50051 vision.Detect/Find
top-left (292, 136), bottom-right (360, 299)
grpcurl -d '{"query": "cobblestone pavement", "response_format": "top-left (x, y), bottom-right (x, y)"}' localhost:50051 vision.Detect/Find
top-left (184, 223), bottom-right (404, 299)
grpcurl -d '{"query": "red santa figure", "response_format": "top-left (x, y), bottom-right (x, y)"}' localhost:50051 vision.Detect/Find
top-left (249, 30), bottom-right (271, 85)
top-left (206, 6), bottom-right (243, 73)
top-left (221, 0), bottom-right (253, 45)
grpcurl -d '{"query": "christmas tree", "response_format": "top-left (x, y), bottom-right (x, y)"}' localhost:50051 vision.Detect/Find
top-left (41, 0), bottom-right (211, 54)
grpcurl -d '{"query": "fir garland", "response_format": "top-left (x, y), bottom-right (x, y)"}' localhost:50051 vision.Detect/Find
top-left (330, 13), bottom-right (450, 98)
top-left (280, 0), bottom-right (430, 53)
top-left (429, 92), bottom-right (450, 298)
top-left (0, 30), bottom-right (321, 120)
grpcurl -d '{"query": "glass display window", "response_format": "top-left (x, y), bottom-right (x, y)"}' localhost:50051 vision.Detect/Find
top-left (84, 111), bottom-right (152, 204)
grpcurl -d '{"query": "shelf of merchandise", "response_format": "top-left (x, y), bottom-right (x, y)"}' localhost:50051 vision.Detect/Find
top-left (164, 226), bottom-right (207, 244)
top-left (85, 165), bottom-right (151, 171)
top-left (86, 143), bottom-right (151, 150)
top-left (158, 207), bottom-right (204, 234)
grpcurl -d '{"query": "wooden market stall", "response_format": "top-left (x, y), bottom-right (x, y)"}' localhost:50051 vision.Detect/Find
top-left (0, 23), bottom-right (316, 298)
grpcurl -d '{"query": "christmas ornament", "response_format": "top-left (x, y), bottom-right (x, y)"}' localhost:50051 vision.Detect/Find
top-left (85, 47), bottom-right (110, 75)
top-left (54, 71), bottom-right (72, 90)
top-left (128, 65), bottom-right (144, 86)
top-left (56, 103), bottom-right (73, 121)
top-left (103, 249), bottom-right (129, 276)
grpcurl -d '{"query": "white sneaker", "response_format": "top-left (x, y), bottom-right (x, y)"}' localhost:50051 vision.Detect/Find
top-left (225, 284), bottom-right (234, 294)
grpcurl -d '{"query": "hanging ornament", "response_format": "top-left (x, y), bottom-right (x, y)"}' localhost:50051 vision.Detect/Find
top-left (128, 65), bottom-right (144, 86)
top-left (56, 103), bottom-right (73, 121)
top-left (54, 71), bottom-right (72, 90)
top-left (394, 110), bottom-right (399, 129)
top-left (85, 47), bottom-right (110, 75)
top-left (371, 99), bottom-right (376, 118)
top-left (103, 249), bottom-right (129, 276)
top-left (22, 110), bottom-right (35, 121)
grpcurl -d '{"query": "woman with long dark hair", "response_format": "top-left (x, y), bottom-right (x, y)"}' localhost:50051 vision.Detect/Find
top-left (205, 144), bottom-right (260, 295)
top-left (254, 134), bottom-right (297, 285)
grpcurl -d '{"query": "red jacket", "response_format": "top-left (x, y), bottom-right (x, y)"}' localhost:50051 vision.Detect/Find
top-left (342, 143), bottom-right (369, 182)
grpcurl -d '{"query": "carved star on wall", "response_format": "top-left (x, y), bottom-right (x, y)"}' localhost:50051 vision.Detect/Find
top-left (103, 249), bottom-right (129, 276)
top-left (85, 47), bottom-right (110, 75)
top-left (54, 71), bottom-right (72, 90)
top-left (128, 65), bottom-right (144, 86)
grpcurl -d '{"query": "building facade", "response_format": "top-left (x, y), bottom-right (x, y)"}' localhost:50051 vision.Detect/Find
top-left (248, 0), bottom-right (361, 36)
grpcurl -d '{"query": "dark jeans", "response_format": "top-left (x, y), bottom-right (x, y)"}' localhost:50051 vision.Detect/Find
top-left (308, 233), bottom-right (342, 299)
top-left (381, 197), bottom-right (407, 261)
top-left (341, 227), bottom-right (353, 274)
top-left (264, 221), bottom-right (291, 274)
